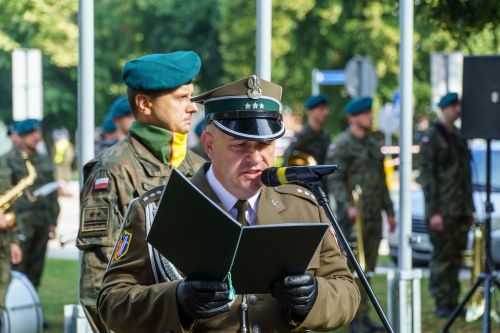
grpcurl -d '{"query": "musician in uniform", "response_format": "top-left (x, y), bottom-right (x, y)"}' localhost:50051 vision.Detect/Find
top-left (0, 159), bottom-right (22, 329)
top-left (4, 119), bottom-right (59, 290)
top-left (326, 97), bottom-right (395, 332)
top-left (76, 51), bottom-right (205, 332)
top-left (97, 76), bottom-right (360, 332)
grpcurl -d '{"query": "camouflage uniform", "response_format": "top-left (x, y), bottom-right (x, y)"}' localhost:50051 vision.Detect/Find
top-left (418, 122), bottom-right (473, 308)
top-left (77, 133), bottom-right (205, 332)
top-left (4, 147), bottom-right (59, 289)
top-left (326, 130), bottom-right (394, 316)
top-left (0, 159), bottom-right (16, 327)
top-left (283, 124), bottom-right (330, 165)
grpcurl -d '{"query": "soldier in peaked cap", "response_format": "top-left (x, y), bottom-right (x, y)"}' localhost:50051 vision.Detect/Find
top-left (326, 97), bottom-right (395, 332)
top-left (98, 75), bottom-right (359, 333)
top-left (77, 51), bottom-right (206, 332)
top-left (418, 92), bottom-right (473, 318)
top-left (283, 94), bottom-right (331, 166)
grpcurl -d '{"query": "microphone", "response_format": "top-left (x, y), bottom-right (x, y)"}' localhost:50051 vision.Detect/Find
top-left (261, 165), bottom-right (338, 187)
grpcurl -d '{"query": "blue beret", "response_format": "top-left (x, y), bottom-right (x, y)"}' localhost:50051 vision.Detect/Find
top-left (438, 92), bottom-right (459, 109)
top-left (304, 94), bottom-right (329, 110)
top-left (101, 114), bottom-right (117, 134)
top-left (7, 121), bottom-right (19, 135)
top-left (109, 96), bottom-right (132, 118)
top-left (16, 119), bottom-right (41, 136)
top-left (344, 97), bottom-right (373, 115)
top-left (194, 119), bottom-right (205, 137)
top-left (121, 51), bottom-right (201, 91)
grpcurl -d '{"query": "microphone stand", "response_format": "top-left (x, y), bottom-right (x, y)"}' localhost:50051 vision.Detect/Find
top-left (306, 179), bottom-right (395, 333)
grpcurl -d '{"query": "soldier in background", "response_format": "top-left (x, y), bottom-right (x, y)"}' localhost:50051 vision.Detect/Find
top-left (190, 119), bottom-right (209, 160)
top-left (110, 96), bottom-right (134, 141)
top-left (0, 160), bottom-right (23, 330)
top-left (76, 51), bottom-right (205, 332)
top-left (4, 119), bottom-right (59, 290)
top-left (283, 94), bottom-right (330, 165)
top-left (418, 92), bottom-right (473, 318)
top-left (96, 113), bottom-right (119, 156)
top-left (327, 97), bottom-right (395, 332)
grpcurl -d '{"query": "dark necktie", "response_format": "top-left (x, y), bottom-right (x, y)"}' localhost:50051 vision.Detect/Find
top-left (234, 200), bottom-right (250, 226)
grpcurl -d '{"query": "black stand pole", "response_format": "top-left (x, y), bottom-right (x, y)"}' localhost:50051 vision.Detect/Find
top-left (441, 139), bottom-right (499, 333)
top-left (308, 182), bottom-right (395, 333)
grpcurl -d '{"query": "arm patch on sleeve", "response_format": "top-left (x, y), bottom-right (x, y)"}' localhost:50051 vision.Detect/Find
top-left (81, 206), bottom-right (110, 233)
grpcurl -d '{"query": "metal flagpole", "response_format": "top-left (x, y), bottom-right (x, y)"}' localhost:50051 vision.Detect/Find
top-left (256, 0), bottom-right (272, 81)
top-left (389, 0), bottom-right (422, 332)
top-left (65, 1), bottom-right (95, 332)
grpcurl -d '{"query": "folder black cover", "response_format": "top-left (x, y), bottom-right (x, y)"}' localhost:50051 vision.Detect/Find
top-left (147, 168), bottom-right (328, 294)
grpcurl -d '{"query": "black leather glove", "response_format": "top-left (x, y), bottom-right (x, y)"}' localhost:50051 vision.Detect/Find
top-left (176, 280), bottom-right (231, 320)
top-left (271, 273), bottom-right (318, 317)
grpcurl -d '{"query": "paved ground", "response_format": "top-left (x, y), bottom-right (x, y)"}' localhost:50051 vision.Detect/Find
top-left (47, 181), bottom-right (80, 260)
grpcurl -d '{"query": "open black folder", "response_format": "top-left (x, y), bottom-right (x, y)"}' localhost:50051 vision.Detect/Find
top-left (147, 168), bottom-right (328, 294)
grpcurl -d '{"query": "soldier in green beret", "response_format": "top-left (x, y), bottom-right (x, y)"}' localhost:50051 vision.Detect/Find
top-left (326, 97), bottom-right (395, 332)
top-left (110, 96), bottom-right (134, 140)
top-left (283, 94), bottom-right (331, 166)
top-left (418, 92), bottom-right (473, 318)
top-left (98, 75), bottom-right (360, 332)
top-left (4, 119), bottom-right (59, 291)
top-left (76, 51), bottom-right (206, 332)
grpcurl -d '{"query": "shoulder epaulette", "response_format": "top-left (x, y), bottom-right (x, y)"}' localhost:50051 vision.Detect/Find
top-left (139, 185), bottom-right (165, 207)
top-left (273, 184), bottom-right (318, 204)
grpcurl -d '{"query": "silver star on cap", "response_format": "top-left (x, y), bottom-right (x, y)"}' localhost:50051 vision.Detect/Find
top-left (247, 75), bottom-right (263, 99)
top-left (245, 103), bottom-right (251, 109)
top-left (252, 102), bottom-right (259, 109)
top-left (259, 103), bottom-right (264, 109)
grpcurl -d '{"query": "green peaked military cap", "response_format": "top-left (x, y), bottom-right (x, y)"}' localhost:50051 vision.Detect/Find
top-left (16, 118), bottom-right (41, 136)
top-left (438, 92), bottom-right (459, 109)
top-left (191, 75), bottom-right (284, 141)
top-left (344, 96), bottom-right (373, 115)
top-left (109, 96), bottom-right (132, 118)
top-left (121, 51), bottom-right (201, 90)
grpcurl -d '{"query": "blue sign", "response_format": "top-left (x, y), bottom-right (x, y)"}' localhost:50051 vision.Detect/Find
top-left (315, 70), bottom-right (346, 85)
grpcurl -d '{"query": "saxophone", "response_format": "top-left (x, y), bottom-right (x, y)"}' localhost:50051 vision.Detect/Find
top-left (352, 185), bottom-right (366, 272)
top-left (0, 152), bottom-right (37, 231)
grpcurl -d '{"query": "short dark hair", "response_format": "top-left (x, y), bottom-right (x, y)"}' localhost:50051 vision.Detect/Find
top-left (126, 87), bottom-right (172, 115)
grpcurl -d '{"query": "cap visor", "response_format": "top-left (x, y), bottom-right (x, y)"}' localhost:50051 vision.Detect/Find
top-left (212, 118), bottom-right (285, 141)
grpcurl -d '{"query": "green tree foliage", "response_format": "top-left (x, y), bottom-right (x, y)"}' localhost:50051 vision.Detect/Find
top-left (0, 0), bottom-right (499, 139)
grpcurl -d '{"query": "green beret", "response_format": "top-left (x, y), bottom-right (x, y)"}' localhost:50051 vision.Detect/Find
top-left (16, 118), bottom-right (41, 136)
top-left (109, 96), bottom-right (132, 118)
top-left (192, 75), bottom-right (284, 142)
top-left (438, 92), bottom-right (459, 109)
top-left (121, 51), bottom-right (201, 91)
top-left (344, 97), bottom-right (373, 115)
top-left (101, 114), bottom-right (117, 134)
top-left (304, 94), bottom-right (329, 110)
top-left (194, 119), bottom-right (205, 137)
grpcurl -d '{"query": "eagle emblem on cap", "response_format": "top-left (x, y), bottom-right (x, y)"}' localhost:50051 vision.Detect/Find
top-left (247, 75), bottom-right (262, 99)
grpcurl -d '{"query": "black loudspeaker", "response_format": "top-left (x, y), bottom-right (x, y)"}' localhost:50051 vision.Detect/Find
top-left (461, 56), bottom-right (500, 139)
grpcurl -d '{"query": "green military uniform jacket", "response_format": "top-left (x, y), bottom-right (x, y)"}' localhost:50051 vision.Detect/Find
top-left (283, 125), bottom-right (330, 165)
top-left (98, 163), bottom-right (360, 333)
top-left (4, 148), bottom-right (60, 228)
top-left (327, 130), bottom-right (394, 224)
top-left (77, 133), bottom-right (205, 332)
top-left (418, 122), bottom-right (473, 219)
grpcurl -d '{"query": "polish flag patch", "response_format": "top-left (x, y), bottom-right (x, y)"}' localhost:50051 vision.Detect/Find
top-left (94, 177), bottom-right (110, 191)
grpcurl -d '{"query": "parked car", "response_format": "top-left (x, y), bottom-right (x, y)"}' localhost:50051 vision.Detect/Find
top-left (388, 139), bottom-right (500, 267)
